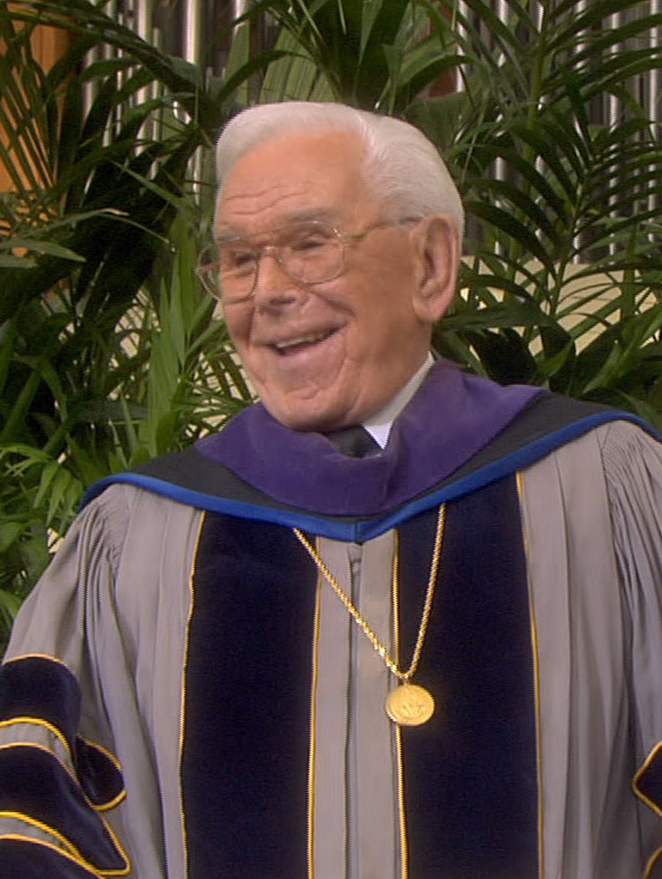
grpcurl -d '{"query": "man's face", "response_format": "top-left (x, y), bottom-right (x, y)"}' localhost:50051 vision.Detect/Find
top-left (216, 129), bottom-right (435, 431)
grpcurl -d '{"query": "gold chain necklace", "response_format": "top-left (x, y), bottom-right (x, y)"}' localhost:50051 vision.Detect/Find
top-left (293, 504), bottom-right (446, 726)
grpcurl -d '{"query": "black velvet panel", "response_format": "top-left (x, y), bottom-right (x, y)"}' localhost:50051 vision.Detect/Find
top-left (0, 656), bottom-right (81, 749)
top-left (0, 838), bottom-right (100, 879)
top-left (182, 516), bottom-right (318, 879)
top-left (397, 476), bottom-right (538, 879)
top-left (74, 736), bottom-right (125, 807)
top-left (0, 745), bottom-right (128, 872)
top-left (635, 745), bottom-right (662, 814)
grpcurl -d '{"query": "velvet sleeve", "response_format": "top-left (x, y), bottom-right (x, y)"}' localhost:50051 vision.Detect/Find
top-left (0, 490), bottom-right (131, 878)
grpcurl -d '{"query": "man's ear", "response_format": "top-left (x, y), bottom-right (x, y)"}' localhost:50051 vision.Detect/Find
top-left (410, 214), bottom-right (460, 324)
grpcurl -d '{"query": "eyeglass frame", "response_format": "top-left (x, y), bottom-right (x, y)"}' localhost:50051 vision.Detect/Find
top-left (196, 217), bottom-right (417, 304)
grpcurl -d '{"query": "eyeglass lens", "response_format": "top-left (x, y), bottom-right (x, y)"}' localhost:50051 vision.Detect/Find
top-left (200, 221), bottom-right (344, 301)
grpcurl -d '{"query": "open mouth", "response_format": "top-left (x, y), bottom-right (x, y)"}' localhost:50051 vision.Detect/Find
top-left (272, 329), bottom-right (336, 356)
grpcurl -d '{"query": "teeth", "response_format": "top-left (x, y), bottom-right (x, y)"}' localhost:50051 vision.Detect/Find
top-left (274, 332), bottom-right (329, 351)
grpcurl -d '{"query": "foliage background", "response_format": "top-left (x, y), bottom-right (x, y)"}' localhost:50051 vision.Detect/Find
top-left (1, 0), bottom-right (661, 647)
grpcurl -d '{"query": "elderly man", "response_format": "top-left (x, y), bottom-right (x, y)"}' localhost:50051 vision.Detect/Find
top-left (2, 102), bottom-right (662, 879)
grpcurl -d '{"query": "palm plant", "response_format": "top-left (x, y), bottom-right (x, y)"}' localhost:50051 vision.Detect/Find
top-left (249, 0), bottom-right (662, 424)
top-left (409, 0), bottom-right (662, 425)
top-left (0, 0), bottom-right (261, 645)
top-left (2, 0), bottom-right (662, 644)
top-left (249, 0), bottom-right (462, 110)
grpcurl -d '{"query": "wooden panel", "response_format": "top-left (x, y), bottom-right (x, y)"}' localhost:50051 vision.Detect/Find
top-left (0, 16), bottom-right (70, 193)
top-left (31, 19), bottom-right (70, 71)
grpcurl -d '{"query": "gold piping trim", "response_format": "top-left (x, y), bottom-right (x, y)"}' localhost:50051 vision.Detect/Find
top-left (0, 810), bottom-right (79, 857)
top-left (516, 471), bottom-right (544, 879)
top-left (178, 510), bottom-right (207, 879)
top-left (633, 740), bottom-right (662, 818)
top-left (0, 740), bottom-right (69, 763)
top-left (76, 737), bottom-right (125, 812)
top-left (643, 845), bottom-right (662, 879)
top-left (307, 548), bottom-right (322, 879)
top-left (0, 810), bottom-right (129, 876)
top-left (0, 659), bottom-right (125, 810)
top-left (0, 741), bottom-right (130, 874)
top-left (93, 789), bottom-right (126, 813)
top-left (0, 717), bottom-right (71, 759)
top-left (391, 528), bottom-right (408, 879)
top-left (0, 833), bottom-right (103, 877)
top-left (3, 653), bottom-right (73, 671)
top-left (77, 736), bottom-right (123, 772)
top-left (0, 725), bottom-right (125, 811)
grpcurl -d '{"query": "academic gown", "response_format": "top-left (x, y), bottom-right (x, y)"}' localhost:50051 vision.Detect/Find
top-left (2, 361), bottom-right (662, 879)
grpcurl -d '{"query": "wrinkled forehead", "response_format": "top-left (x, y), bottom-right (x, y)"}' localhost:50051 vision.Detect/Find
top-left (215, 128), bottom-right (378, 233)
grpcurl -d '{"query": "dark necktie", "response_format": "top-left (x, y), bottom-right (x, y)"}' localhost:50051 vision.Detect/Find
top-left (325, 424), bottom-right (382, 458)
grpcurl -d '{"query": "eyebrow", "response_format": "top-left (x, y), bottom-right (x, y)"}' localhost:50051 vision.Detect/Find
top-left (215, 208), bottom-right (342, 243)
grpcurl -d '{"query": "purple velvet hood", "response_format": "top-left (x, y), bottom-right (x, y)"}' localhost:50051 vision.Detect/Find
top-left (195, 361), bottom-right (544, 517)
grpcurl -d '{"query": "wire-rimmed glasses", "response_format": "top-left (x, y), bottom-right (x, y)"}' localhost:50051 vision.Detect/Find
top-left (196, 218), bottom-right (409, 304)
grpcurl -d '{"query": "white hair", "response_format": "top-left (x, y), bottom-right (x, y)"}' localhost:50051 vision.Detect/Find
top-left (214, 101), bottom-right (464, 239)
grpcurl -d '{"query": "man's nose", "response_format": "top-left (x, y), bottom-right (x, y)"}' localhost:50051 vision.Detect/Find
top-left (253, 248), bottom-right (305, 310)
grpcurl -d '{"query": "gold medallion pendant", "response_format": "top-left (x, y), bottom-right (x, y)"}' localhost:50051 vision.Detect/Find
top-left (294, 505), bottom-right (447, 730)
top-left (385, 683), bottom-right (435, 726)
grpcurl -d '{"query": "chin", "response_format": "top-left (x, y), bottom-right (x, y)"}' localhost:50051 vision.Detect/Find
top-left (261, 397), bottom-right (350, 433)
top-left (270, 410), bottom-right (340, 433)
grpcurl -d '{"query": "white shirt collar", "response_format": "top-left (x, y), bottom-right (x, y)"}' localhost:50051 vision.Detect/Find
top-left (362, 354), bottom-right (434, 449)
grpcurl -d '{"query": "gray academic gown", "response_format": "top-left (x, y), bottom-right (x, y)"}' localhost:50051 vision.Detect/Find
top-left (2, 419), bottom-right (662, 878)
